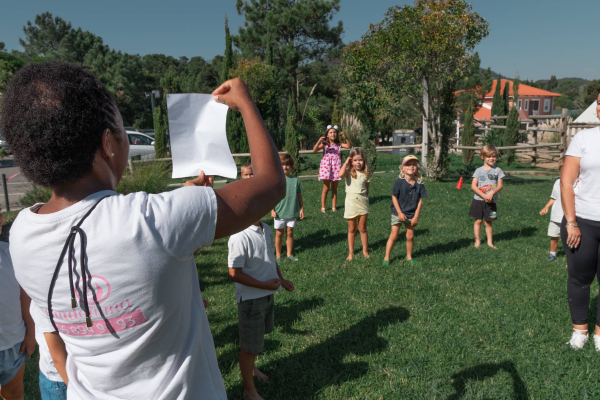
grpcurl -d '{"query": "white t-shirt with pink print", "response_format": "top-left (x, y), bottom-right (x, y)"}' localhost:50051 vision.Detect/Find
top-left (10, 187), bottom-right (226, 400)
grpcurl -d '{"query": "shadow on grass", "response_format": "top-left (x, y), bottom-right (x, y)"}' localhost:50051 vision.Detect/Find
top-left (406, 227), bottom-right (537, 258)
top-left (447, 361), bottom-right (529, 399)
top-left (369, 229), bottom-right (431, 253)
top-left (230, 306), bottom-right (410, 399)
top-left (212, 297), bottom-right (326, 349)
top-left (295, 230), bottom-right (348, 252)
top-left (213, 298), bottom-right (324, 375)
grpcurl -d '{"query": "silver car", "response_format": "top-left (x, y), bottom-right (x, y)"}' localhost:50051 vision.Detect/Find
top-left (127, 132), bottom-right (156, 160)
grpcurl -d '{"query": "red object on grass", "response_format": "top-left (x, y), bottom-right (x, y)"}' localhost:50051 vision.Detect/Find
top-left (456, 177), bottom-right (463, 189)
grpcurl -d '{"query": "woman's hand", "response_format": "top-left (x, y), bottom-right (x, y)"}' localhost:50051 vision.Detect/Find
top-left (212, 77), bottom-right (253, 111)
top-left (566, 224), bottom-right (581, 249)
top-left (184, 170), bottom-right (213, 187)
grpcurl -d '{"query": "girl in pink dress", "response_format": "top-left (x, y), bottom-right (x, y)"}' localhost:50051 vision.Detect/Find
top-left (313, 125), bottom-right (353, 213)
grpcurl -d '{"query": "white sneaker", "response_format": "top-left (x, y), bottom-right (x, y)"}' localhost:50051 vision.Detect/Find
top-left (594, 335), bottom-right (600, 352)
top-left (568, 330), bottom-right (588, 349)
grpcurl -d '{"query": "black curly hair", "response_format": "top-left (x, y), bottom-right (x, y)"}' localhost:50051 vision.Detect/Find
top-left (0, 61), bottom-right (119, 188)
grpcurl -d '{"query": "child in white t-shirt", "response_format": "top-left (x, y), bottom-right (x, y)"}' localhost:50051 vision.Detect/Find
top-left (0, 224), bottom-right (35, 400)
top-left (228, 165), bottom-right (294, 400)
top-left (540, 157), bottom-right (565, 262)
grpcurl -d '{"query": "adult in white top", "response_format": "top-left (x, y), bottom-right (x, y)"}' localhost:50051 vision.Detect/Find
top-left (561, 90), bottom-right (600, 350)
top-left (0, 62), bottom-right (285, 399)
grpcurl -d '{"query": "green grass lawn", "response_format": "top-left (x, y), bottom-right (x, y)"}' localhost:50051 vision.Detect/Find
top-left (197, 172), bottom-right (597, 399)
top-left (23, 163), bottom-right (595, 399)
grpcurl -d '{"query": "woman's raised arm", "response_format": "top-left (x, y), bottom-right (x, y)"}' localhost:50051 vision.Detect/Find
top-left (206, 78), bottom-right (286, 239)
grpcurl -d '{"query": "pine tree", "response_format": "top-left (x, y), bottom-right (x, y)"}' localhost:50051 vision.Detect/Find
top-left (221, 15), bottom-right (233, 83)
top-left (285, 94), bottom-right (299, 170)
top-left (462, 105), bottom-right (475, 166)
top-left (154, 106), bottom-right (167, 158)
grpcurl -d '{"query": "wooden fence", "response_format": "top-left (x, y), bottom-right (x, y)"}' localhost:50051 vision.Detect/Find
top-left (460, 109), bottom-right (569, 166)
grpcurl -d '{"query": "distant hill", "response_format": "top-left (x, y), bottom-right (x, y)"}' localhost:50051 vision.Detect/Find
top-left (535, 77), bottom-right (591, 87)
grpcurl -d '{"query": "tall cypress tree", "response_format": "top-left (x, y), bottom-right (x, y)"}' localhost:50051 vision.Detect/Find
top-left (502, 81), bottom-right (510, 117)
top-left (462, 105), bottom-right (475, 166)
top-left (490, 75), bottom-right (504, 120)
top-left (154, 106), bottom-right (167, 158)
top-left (285, 94), bottom-right (299, 169)
top-left (221, 15), bottom-right (233, 83)
top-left (331, 98), bottom-right (340, 127)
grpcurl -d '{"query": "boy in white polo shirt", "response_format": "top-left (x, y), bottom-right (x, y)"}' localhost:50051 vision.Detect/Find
top-left (228, 164), bottom-right (295, 400)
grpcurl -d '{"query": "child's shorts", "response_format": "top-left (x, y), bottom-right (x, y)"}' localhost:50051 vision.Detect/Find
top-left (391, 214), bottom-right (412, 226)
top-left (0, 341), bottom-right (27, 386)
top-left (39, 370), bottom-right (67, 400)
top-left (548, 221), bottom-right (561, 237)
top-left (237, 294), bottom-right (275, 354)
top-left (274, 218), bottom-right (296, 229)
top-left (469, 199), bottom-right (498, 221)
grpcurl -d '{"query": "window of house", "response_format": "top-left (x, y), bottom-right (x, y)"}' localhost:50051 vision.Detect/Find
top-left (544, 99), bottom-right (551, 112)
top-left (524, 100), bottom-right (529, 111)
top-left (518, 100), bottom-right (522, 111)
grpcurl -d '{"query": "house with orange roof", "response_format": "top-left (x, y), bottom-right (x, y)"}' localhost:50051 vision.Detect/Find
top-left (474, 79), bottom-right (561, 123)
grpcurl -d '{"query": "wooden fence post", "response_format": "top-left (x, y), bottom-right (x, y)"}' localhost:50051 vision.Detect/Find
top-left (561, 108), bottom-right (568, 157)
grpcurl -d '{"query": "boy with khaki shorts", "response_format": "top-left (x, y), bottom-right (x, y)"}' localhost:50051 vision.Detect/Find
top-left (228, 164), bottom-right (294, 400)
top-left (539, 157), bottom-right (565, 262)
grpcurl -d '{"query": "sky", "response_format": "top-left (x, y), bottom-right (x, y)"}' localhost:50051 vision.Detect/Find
top-left (1, 0), bottom-right (598, 81)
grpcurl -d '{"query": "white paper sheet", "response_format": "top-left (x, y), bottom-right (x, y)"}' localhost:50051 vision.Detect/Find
top-left (166, 93), bottom-right (237, 179)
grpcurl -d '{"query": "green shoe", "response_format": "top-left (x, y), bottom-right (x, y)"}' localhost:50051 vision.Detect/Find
top-left (407, 259), bottom-right (418, 266)
top-left (276, 257), bottom-right (282, 263)
top-left (288, 255), bottom-right (298, 261)
top-left (382, 260), bottom-right (390, 267)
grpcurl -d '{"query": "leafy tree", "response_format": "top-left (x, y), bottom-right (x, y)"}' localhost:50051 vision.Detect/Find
top-left (547, 75), bottom-right (558, 91)
top-left (341, 0), bottom-right (489, 178)
top-left (455, 52), bottom-right (492, 113)
top-left (234, 0), bottom-right (344, 120)
top-left (285, 94), bottom-right (300, 169)
top-left (462, 105), bottom-right (476, 166)
top-left (153, 106), bottom-right (167, 158)
top-left (0, 42), bottom-right (5, 52)
top-left (584, 79), bottom-right (600, 105)
top-left (0, 60), bottom-right (14, 93)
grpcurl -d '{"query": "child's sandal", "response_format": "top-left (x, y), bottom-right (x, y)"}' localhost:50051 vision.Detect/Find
top-left (321, 208), bottom-right (326, 214)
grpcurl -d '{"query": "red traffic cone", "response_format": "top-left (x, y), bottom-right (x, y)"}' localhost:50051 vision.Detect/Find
top-left (456, 177), bottom-right (463, 189)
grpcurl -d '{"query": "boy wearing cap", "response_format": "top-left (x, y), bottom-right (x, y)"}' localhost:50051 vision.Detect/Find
top-left (383, 155), bottom-right (427, 266)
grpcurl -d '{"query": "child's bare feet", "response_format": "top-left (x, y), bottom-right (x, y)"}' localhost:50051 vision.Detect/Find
top-left (346, 255), bottom-right (353, 261)
top-left (474, 240), bottom-right (481, 248)
top-left (363, 252), bottom-right (370, 259)
top-left (243, 388), bottom-right (265, 400)
top-left (488, 243), bottom-right (497, 250)
top-left (253, 367), bottom-right (269, 382)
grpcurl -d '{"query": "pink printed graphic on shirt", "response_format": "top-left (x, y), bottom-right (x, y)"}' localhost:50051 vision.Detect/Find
top-left (74, 275), bottom-right (111, 304)
top-left (54, 308), bottom-right (147, 336)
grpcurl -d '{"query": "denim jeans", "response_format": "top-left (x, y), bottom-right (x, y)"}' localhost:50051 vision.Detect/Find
top-left (39, 370), bottom-right (67, 400)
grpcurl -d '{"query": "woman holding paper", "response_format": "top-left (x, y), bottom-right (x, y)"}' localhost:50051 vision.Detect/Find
top-left (0, 61), bottom-right (285, 400)
top-left (313, 125), bottom-right (352, 213)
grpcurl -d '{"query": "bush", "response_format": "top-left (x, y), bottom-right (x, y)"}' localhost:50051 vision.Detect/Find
top-left (20, 185), bottom-right (52, 207)
top-left (116, 162), bottom-right (171, 195)
top-left (21, 162), bottom-right (172, 207)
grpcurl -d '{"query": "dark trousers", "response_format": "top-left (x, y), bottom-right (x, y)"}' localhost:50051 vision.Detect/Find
top-left (562, 217), bottom-right (600, 325)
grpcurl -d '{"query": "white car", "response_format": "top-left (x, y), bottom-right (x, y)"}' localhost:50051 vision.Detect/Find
top-left (127, 132), bottom-right (156, 160)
